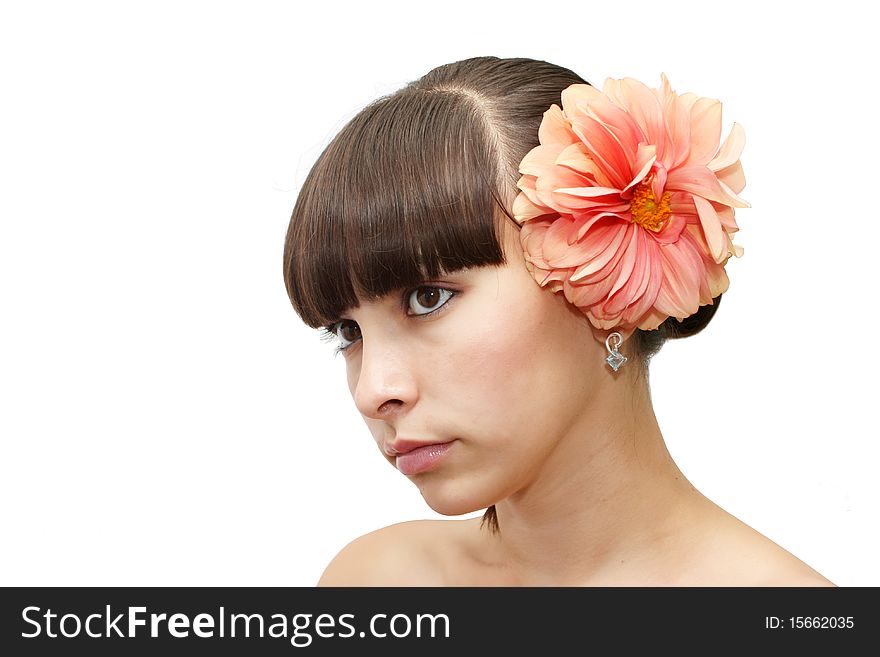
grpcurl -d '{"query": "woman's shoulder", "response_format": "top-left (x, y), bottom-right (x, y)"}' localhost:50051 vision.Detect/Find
top-left (687, 511), bottom-right (838, 587)
top-left (316, 518), bottom-right (471, 586)
top-left (316, 513), bottom-right (838, 587)
top-left (732, 544), bottom-right (838, 587)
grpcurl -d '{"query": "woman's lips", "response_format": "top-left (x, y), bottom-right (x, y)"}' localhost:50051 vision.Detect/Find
top-left (394, 441), bottom-right (454, 476)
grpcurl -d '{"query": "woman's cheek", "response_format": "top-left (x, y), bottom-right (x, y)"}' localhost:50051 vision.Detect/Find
top-left (443, 314), bottom-right (543, 433)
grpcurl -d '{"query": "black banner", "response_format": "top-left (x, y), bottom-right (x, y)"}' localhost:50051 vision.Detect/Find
top-left (1, 587), bottom-right (873, 655)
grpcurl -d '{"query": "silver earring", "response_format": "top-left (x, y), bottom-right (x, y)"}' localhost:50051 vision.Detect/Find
top-left (605, 332), bottom-right (627, 371)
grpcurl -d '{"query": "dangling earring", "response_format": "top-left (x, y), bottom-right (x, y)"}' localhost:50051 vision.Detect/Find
top-left (605, 332), bottom-right (627, 372)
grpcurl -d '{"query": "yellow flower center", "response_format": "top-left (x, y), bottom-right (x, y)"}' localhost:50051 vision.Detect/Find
top-left (630, 175), bottom-right (672, 232)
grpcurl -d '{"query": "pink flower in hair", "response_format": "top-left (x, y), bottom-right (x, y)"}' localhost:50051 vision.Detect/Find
top-left (512, 74), bottom-right (749, 337)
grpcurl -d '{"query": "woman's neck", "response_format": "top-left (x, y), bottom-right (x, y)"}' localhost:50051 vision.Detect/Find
top-left (479, 377), bottom-right (714, 585)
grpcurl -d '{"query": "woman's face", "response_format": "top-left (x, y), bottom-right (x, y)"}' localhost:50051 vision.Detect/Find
top-left (334, 221), bottom-right (608, 515)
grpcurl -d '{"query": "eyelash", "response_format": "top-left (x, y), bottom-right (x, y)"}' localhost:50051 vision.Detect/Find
top-left (318, 285), bottom-right (457, 356)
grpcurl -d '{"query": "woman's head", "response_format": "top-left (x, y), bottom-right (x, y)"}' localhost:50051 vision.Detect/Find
top-left (282, 56), bottom-right (722, 528)
top-left (283, 56), bottom-right (718, 368)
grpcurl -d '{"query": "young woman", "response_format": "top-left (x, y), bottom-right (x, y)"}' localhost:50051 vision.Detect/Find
top-left (283, 56), bottom-right (835, 586)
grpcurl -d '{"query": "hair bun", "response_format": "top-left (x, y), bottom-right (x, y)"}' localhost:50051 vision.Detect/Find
top-left (633, 294), bottom-right (721, 365)
top-left (665, 294), bottom-right (721, 340)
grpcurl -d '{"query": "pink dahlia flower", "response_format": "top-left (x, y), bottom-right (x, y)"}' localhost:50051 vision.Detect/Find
top-left (512, 74), bottom-right (749, 338)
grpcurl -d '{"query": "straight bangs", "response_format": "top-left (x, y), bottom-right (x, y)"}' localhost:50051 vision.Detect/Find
top-left (283, 88), bottom-right (514, 329)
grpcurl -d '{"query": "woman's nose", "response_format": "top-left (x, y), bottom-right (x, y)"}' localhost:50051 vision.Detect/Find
top-left (351, 336), bottom-right (418, 421)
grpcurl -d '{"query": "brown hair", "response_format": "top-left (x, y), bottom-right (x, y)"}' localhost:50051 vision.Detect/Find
top-left (282, 56), bottom-right (721, 535)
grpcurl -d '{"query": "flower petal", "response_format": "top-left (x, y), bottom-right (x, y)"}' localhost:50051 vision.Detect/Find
top-left (555, 143), bottom-right (612, 187)
top-left (624, 236), bottom-right (664, 326)
top-left (584, 96), bottom-right (647, 163)
top-left (665, 165), bottom-right (750, 208)
top-left (621, 143), bottom-right (657, 194)
top-left (512, 187), bottom-right (550, 223)
top-left (554, 185), bottom-right (622, 198)
top-left (573, 209), bottom-right (629, 241)
top-left (664, 91), bottom-right (698, 170)
top-left (604, 76), bottom-right (671, 169)
top-left (649, 213), bottom-right (687, 244)
top-left (692, 195), bottom-right (727, 263)
top-left (565, 266), bottom-right (617, 308)
top-left (605, 222), bottom-right (640, 301)
top-left (688, 96), bottom-right (722, 165)
top-left (708, 121), bottom-right (746, 172)
top-left (544, 217), bottom-right (626, 268)
top-left (716, 160), bottom-right (747, 195)
top-left (534, 165), bottom-right (594, 211)
top-left (567, 113), bottom-right (631, 190)
top-left (538, 103), bottom-right (578, 147)
top-left (569, 219), bottom-right (630, 280)
top-left (519, 143), bottom-right (566, 176)
top-left (520, 217), bottom-right (557, 269)
top-left (604, 225), bottom-right (650, 315)
top-left (653, 237), bottom-right (703, 319)
top-left (560, 84), bottom-right (607, 115)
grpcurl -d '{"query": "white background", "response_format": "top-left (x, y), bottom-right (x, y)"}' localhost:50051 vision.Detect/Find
top-left (1, 0), bottom-right (877, 586)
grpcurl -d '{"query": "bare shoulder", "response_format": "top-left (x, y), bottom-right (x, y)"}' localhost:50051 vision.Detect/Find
top-left (759, 571), bottom-right (838, 587)
top-left (747, 549), bottom-right (838, 587)
top-left (694, 511), bottom-right (837, 587)
top-left (317, 519), bottom-right (464, 586)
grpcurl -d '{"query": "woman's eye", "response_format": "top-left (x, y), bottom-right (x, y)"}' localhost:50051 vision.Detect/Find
top-left (322, 286), bottom-right (456, 355)
top-left (318, 319), bottom-right (360, 354)
top-left (335, 320), bottom-right (361, 348)
top-left (407, 286), bottom-right (455, 316)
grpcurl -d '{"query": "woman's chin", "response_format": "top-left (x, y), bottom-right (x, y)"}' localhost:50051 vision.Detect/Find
top-left (416, 480), bottom-right (497, 517)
